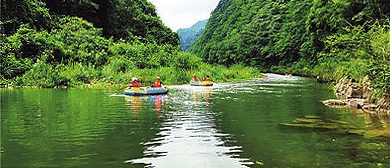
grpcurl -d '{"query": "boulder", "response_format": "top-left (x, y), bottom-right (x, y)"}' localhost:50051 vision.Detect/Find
top-left (362, 104), bottom-right (378, 111)
top-left (347, 99), bottom-right (367, 109)
top-left (323, 99), bottom-right (347, 106)
top-left (335, 76), bottom-right (372, 99)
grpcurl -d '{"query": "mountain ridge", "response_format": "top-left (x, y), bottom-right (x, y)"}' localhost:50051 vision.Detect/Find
top-left (177, 19), bottom-right (207, 51)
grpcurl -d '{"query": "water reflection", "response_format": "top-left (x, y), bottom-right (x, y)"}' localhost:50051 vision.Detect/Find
top-left (154, 96), bottom-right (163, 117)
top-left (345, 108), bottom-right (390, 137)
top-left (125, 95), bottom-right (165, 117)
top-left (128, 86), bottom-right (251, 168)
top-left (189, 86), bottom-right (212, 107)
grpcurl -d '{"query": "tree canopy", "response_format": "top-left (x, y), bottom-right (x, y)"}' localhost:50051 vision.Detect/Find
top-left (190, 0), bottom-right (390, 94)
top-left (2, 0), bottom-right (179, 45)
top-left (191, 0), bottom-right (390, 67)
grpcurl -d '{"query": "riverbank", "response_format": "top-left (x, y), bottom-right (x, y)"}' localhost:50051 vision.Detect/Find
top-left (322, 76), bottom-right (390, 114)
top-left (1, 64), bottom-right (262, 89)
top-left (268, 66), bottom-right (389, 114)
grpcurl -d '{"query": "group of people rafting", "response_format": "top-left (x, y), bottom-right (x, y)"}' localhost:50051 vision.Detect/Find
top-left (129, 77), bottom-right (162, 88)
top-left (191, 74), bottom-right (211, 82)
top-left (128, 74), bottom-right (211, 88)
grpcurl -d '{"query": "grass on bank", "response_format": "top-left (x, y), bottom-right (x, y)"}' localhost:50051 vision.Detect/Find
top-left (6, 61), bottom-right (261, 88)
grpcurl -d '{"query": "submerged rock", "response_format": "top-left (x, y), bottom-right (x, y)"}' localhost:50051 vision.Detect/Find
top-left (304, 115), bottom-right (322, 119)
top-left (293, 118), bottom-right (324, 124)
top-left (363, 129), bottom-right (390, 138)
top-left (279, 115), bottom-right (390, 138)
top-left (279, 115), bottom-right (352, 131)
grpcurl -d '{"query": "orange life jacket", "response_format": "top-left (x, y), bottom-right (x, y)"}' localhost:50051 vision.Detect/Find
top-left (151, 79), bottom-right (162, 87)
top-left (192, 76), bottom-right (199, 82)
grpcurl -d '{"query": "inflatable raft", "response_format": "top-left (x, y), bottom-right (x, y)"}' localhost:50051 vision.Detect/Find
top-left (190, 81), bottom-right (213, 86)
top-left (124, 87), bottom-right (169, 96)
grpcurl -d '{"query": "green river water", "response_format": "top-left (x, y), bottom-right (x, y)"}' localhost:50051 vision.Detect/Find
top-left (1, 74), bottom-right (389, 168)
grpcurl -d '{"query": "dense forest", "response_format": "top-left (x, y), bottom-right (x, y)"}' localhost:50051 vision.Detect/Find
top-left (0, 0), bottom-right (259, 87)
top-left (177, 19), bottom-right (207, 51)
top-left (190, 0), bottom-right (389, 96)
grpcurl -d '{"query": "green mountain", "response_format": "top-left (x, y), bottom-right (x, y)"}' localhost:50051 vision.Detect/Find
top-left (177, 19), bottom-right (207, 51)
top-left (190, 0), bottom-right (390, 94)
top-left (191, 0), bottom-right (390, 66)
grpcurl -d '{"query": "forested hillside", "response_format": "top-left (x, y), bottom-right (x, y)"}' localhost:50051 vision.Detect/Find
top-left (190, 0), bottom-right (389, 95)
top-left (177, 19), bottom-right (207, 51)
top-left (0, 0), bottom-right (259, 87)
top-left (2, 0), bottom-right (179, 45)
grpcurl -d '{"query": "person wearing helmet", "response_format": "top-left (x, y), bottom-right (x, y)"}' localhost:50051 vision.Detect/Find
top-left (129, 77), bottom-right (141, 88)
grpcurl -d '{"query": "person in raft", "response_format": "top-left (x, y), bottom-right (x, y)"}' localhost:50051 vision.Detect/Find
top-left (285, 73), bottom-right (292, 78)
top-left (191, 74), bottom-right (200, 82)
top-left (129, 77), bottom-right (141, 88)
top-left (203, 75), bottom-right (211, 81)
top-left (151, 77), bottom-right (163, 87)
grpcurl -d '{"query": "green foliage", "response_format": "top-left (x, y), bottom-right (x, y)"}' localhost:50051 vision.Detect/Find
top-left (39, 0), bottom-right (179, 45)
top-left (15, 61), bottom-right (59, 87)
top-left (2, 0), bottom-right (178, 45)
top-left (1, 17), bottom-right (111, 80)
top-left (171, 52), bottom-right (203, 70)
top-left (191, 0), bottom-right (390, 66)
top-left (0, 0), bottom-right (262, 88)
top-left (369, 23), bottom-right (390, 93)
top-left (0, 25), bottom-right (38, 79)
top-left (312, 25), bottom-right (373, 81)
top-left (108, 41), bottom-right (178, 69)
top-left (190, 0), bottom-right (390, 96)
top-left (2, 0), bottom-right (53, 35)
top-left (302, 22), bottom-right (389, 94)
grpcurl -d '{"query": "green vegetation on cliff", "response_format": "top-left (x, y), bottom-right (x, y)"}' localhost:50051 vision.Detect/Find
top-left (0, 0), bottom-right (260, 88)
top-left (190, 0), bottom-right (389, 95)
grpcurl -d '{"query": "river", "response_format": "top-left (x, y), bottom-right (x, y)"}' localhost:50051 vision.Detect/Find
top-left (1, 74), bottom-right (389, 168)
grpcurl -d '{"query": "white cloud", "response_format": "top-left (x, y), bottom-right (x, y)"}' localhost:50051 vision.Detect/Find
top-left (148, 0), bottom-right (220, 31)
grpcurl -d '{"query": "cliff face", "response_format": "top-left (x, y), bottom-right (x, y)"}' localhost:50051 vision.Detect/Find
top-left (335, 76), bottom-right (373, 100)
top-left (324, 76), bottom-right (390, 113)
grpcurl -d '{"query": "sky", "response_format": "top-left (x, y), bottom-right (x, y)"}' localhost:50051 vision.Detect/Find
top-left (147, 0), bottom-right (220, 31)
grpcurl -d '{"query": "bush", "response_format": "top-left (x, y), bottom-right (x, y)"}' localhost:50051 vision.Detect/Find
top-left (57, 63), bottom-right (100, 87)
top-left (18, 61), bottom-right (58, 87)
top-left (171, 52), bottom-right (203, 70)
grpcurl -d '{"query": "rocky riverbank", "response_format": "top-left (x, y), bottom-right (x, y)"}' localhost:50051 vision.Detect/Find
top-left (323, 76), bottom-right (390, 114)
